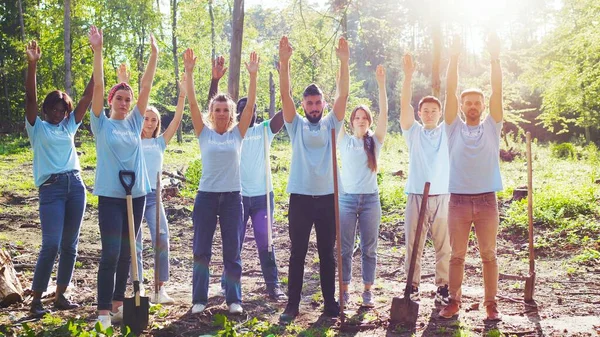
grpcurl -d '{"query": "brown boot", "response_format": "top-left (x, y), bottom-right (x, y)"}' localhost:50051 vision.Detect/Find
top-left (485, 303), bottom-right (502, 321)
top-left (439, 299), bottom-right (460, 318)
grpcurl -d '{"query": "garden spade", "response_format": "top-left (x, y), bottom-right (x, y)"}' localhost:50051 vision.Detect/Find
top-left (119, 170), bottom-right (149, 335)
top-left (390, 181), bottom-right (430, 325)
top-left (331, 129), bottom-right (345, 324)
top-left (264, 123), bottom-right (274, 255)
top-left (524, 132), bottom-right (536, 302)
top-left (154, 172), bottom-right (161, 303)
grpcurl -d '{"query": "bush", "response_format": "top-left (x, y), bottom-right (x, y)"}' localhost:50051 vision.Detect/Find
top-left (551, 142), bottom-right (576, 159)
top-left (182, 159), bottom-right (202, 199)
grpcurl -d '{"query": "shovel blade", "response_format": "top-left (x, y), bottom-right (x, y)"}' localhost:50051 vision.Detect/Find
top-left (123, 294), bottom-right (150, 335)
top-left (390, 296), bottom-right (419, 325)
top-left (524, 272), bottom-right (536, 302)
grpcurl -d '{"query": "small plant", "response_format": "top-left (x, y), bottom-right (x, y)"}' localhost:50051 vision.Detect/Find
top-left (551, 142), bottom-right (576, 159)
top-left (280, 276), bottom-right (288, 285)
top-left (75, 261), bottom-right (84, 269)
top-left (487, 329), bottom-right (506, 337)
top-left (571, 248), bottom-right (600, 266)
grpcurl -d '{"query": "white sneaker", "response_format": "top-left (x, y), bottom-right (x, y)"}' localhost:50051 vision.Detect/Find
top-left (150, 287), bottom-right (175, 304)
top-left (109, 306), bottom-right (123, 323)
top-left (191, 303), bottom-right (206, 314)
top-left (228, 303), bottom-right (243, 314)
top-left (96, 314), bottom-right (111, 330)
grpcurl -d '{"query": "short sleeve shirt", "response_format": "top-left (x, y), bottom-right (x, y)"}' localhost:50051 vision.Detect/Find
top-left (198, 125), bottom-right (243, 192)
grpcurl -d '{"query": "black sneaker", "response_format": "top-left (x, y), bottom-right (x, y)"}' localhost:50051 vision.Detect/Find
top-left (54, 294), bottom-right (80, 310)
top-left (30, 299), bottom-right (49, 318)
top-left (409, 286), bottom-right (420, 301)
top-left (267, 286), bottom-right (288, 302)
top-left (435, 285), bottom-right (449, 305)
top-left (279, 305), bottom-right (299, 323)
top-left (323, 301), bottom-right (340, 317)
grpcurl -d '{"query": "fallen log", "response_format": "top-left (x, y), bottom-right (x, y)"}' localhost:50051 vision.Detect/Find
top-left (0, 248), bottom-right (24, 307)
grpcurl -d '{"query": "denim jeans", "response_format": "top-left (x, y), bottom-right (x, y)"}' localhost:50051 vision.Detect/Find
top-left (134, 189), bottom-right (170, 283)
top-left (222, 192), bottom-right (280, 289)
top-left (97, 195), bottom-right (145, 311)
top-left (287, 193), bottom-right (336, 309)
top-left (32, 170), bottom-right (86, 292)
top-left (192, 191), bottom-right (243, 305)
top-left (339, 192), bottom-right (381, 285)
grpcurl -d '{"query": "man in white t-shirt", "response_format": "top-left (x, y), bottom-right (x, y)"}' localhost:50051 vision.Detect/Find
top-left (439, 35), bottom-right (503, 321)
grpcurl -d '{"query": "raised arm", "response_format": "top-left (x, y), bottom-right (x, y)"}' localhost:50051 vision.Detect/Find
top-left (208, 55), bottom-right (227, 102)
top-left (279, 36), bottom-right (296, 123)
top-left (488, 33), bottom-right (503, 123)
top-left (89, 26), bottom-right (104, 117)
top-left (238, 51), bottom-right (259, 138)
top-left (374, 65), bottom-right (388, 143)
top-left (116, 63), bottom-right (130, 84)
top-left (136, 35), bottom-right (159, 116)
top-left (400, 53), bottom-right (415, 130)
top-left (184, 48), bottom-right (204, 137)
top-left (333, 37), bottom-right (350, 122)
top-left (444, 37), bottom-right (461, 125)
top-left (163, 75), bottom-right (187, 145)
top-left (73, 75), bottom-right (95, 123)
top-left (25, 40), bottom-right (41, 125)
top-left (269, 110), bottom-right (284, 134)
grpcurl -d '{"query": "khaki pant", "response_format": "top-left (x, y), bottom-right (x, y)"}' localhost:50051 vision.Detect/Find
top-left (448, 192), bottom-right (499, 307)
top-left (404, 194), bottom-right (451, 287)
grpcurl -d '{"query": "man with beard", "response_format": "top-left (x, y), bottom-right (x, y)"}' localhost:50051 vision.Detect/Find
top-left (277, 35), bottom-right (349, 322)
top-left (439, 35), bottom-right (503, 321)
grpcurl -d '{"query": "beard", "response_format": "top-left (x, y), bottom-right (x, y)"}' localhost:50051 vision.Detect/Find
top-left (305, 109), bottom-right (323, 123)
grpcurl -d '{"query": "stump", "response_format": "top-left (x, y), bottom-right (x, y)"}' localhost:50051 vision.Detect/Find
top-left (512, 187), bottom-right (528, 201)
top-left (0, 248), bottom-right (24, 307)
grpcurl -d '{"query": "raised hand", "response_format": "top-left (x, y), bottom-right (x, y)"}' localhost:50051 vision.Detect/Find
top-left (376, 64), bottom-right (386, 85)
top-left (450, 36), bottom-right (462, 57)
top-left (211, 56), bottom-right (228, 80)
top-left (245, 51), bottom-right (260, 74)
top-left (88, 26), bottom-right (103, 53)
top-left (487, 32), bottom-right (501, 60)
top-left (150, 34), bottom-right (159, 54)
top-left (178, 73), bottom-right (187, 96)
top-left (26, 40), bottom-right (41, 63)
top-left (183, 48), bottom-right (197, 73)
top-left (335, 37), bottom-right (349, 63)
top-left (117, 63), bottom-right (130, 83)
top-left (279, 36), bottom-right (293, 63)
top-left (403, 53), bottom-right (415, 76)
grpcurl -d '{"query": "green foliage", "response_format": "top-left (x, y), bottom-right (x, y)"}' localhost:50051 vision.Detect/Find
top-left (182, 158), bottom-right (202, 199)
top-left (571, 248), bottom-right (600, 266)
top-left (551, 143), bottom-right (576, 159)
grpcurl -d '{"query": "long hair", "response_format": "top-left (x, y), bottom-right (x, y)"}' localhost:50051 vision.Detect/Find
top-left (146, 106), bottom-right (161, 138)
top-left (350, 105), bottom-right (377, 172)
top-left (42, 90), bottom-right (74, 117)
top-left (207, 93), bottom-right (236, 131)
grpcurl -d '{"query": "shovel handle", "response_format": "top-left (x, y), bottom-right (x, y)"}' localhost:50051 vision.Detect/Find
top-left (526, 132), bottom-right (535, 274)
top-left (331, 128), bottom-right (344, 323)
top-left (155, 171), bottom-right (161, 297)
top-left (404, 182), bottom-right (430, 298)
top-left (264, 123), bottom-right (273, 252)
top-left (119, 170), bottom-right (136, 196)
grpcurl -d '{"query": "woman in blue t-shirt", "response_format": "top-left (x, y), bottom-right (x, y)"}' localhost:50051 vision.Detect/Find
top-left (338, 65), bottom-right (388, 308)
top-left (88, 26), bottom-right (158, 329)
top-left (24, 40), bottom-right (94, 317)
top-left (183, 48), bottom-right (259, 315)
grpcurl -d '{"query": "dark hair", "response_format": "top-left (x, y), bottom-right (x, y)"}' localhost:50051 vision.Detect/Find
top-left (108, 82), bottom-right (134, 105)
top-left (145, 106), bottom-right (161, 138)
top-left (208, 93), bottom-right (236, 130)
top-left (302, 83), bottom-right (323, 98)
top-left (42, 90), bottom-right (74, 117)
top-left (350, 105), bottom-right (377, 172)
top-left (418, 96), bottom-right (442, 111)
top-left (236, 97), bottom-right (257, 115)
top-left (460, 88), bottom-right (485, 102)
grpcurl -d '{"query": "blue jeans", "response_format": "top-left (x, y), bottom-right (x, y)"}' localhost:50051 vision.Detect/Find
top-left (97, 195), bottom-right (145, 311)
top-left (32, 170), bottom-right (86, 292)
top-left (192, 191), bottom-right (243, 305)
top-left (134, 189), bottom-right (170, 283)
top-left (339, 192), bottom-right (381, 285)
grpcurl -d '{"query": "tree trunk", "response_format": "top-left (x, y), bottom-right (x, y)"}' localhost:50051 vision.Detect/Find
top-left (209, 0), bottom-right (216, 60)
top-left (172, 0), bottom-right (182, 143)
top-left (431, 23), bottom-right (441, 98)
top-left (0, 249), bottom-right (24, 307)
top-left (17, 0), bottom-right (25, 42)
top-left (228, 0), bottom-right (245, 101)
top-left (64, 0), bottom-right (72, 96)
top-left (269, 72), bottom-right (275, 118)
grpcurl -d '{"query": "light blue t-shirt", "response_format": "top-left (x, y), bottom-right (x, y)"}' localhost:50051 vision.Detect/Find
top-left (25, 113), bottom-right (81, 187)
top-left (403, 122), bottom-right (450, 195)
top-left (198, 125), bottom-right (243, 192)
top-left (446, 115), bottom-right (503, 194)
top-left (90, 106), bottom-right (151, 198)
top-left (285, 112), bottom-right (343, 195)
top-left (339, 132), bottom-right (382, 194)
top-left (142, 135), bottom-right (167, 189)
top-left (240, 121), bottom-right (275, 197)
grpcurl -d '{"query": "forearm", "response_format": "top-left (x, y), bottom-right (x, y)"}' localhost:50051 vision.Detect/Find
top-left (489, 60), bottom-right (503, 122)
top-left (208, 79), bottom-right (219, 102)
top-left (279, 60), bottom-right (295, 123)
top-left (186, 72), bottom-right (203, 136)
top-left (375, 82), bottom-right (388, 141)
top-left (25, 62), bottom-right (38, 123)
top-left (400, 75), bottom-right (414, 129)
top-left (239, 73), bottom-right (257, 137)
top-left (270, 110), bottom-right (284, 133)
top-left (74, 75), bottom-right (95, 123)
top-left (333, 59), bottom-right (350, 121)
top-left (91, 50), bottom-right (105, 116)
top-left (444, 56), bottom-right (459, 124)
top-left (164, 93), bottom-right (186, 144)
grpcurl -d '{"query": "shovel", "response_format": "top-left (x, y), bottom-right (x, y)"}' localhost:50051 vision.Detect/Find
top-left (390, 181), bottom-right (430, 325)
top-left (524, 132), bottom-right (536, 302)
top-left (330, 129), bottom-right (345, 324)
top-left (119, 170), bottom-right (149, 335)
top-left (154, 171), bottom-right (161, 303)
top-left (264, 123), bottom-right (274, 255)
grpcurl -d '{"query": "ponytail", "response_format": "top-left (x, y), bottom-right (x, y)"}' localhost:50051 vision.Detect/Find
top-left (350, 105), bottom-right (377, 172)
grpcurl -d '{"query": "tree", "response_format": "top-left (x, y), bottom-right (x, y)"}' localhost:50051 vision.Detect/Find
top-left (228, 0), bottom-right (245, 100)
top-left (64, 0), bottom-right (72, 96)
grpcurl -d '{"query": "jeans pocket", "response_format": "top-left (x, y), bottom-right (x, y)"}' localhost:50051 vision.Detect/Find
top-left (41, 175), bottom-right (58, 187)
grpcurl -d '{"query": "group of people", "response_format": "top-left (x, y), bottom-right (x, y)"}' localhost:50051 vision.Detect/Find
top-left (24, 24), bottom-right (504, 330)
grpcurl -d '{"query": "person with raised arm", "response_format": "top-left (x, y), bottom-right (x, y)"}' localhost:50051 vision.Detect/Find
top-left (206, 57), bottom-right (287, 301)
top-left (400, 52), bottom-right (451, 305)
top-left (439, 35), bottom-right (503, 321)
top-left (278, 36), bottom-right (349, 322)
top-left (113, 63), bottom-right (187, 305)
top-left (185, 49), bottom-right (259, 315)
top-left (24, 40), bottom-right (93, 317)
top-left (89, 26), bottom-right (159, 329)
top-left (338, 65), bottom-right (387, 308)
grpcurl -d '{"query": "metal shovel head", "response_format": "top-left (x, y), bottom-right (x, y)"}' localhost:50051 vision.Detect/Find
top-left (123, 291), bottom-right (149, 336)
top-left (390, 296), bottom-right (419, 325)
top-left (524, 272), bottom-right (536, 302)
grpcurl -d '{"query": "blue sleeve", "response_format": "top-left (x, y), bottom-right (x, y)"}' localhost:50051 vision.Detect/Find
top-left (284, 114), bottom-right (300, 140)
top-left (484, 114), bottom-right (502, 138)
top-left (445, 116), bottom-right (462, 143)
top-left (323, 111), bottom-right (342, 131)
top-left (66, 112), bottom-right (81, 135)
top-left (158, 135), bottom-right (167, 152)
top-left (24, 115), bottom-right (40, 146)
top-left (89, 109), bottom-right (104, 136)
top-left (402, 122), bottom-right (419, 147)
top-left (127, 105), bottom-right (144, 132)
top-left (232, 125), bottom-right (242, 141)
top-left (265, 120), bottom-right (275, 142)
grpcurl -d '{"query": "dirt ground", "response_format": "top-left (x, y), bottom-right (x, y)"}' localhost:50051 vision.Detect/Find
top-left (0, 190), bottom-right (599, 336)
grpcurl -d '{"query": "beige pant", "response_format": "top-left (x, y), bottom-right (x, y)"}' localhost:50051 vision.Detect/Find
top-left (448, 192), bottom-right (499, 307)
top-left (404, 194), bottom-right (451, 287)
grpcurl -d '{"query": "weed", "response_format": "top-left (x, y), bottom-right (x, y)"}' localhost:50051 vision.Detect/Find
top-left (571, 248), bottom-right (600, 266)
top-left (487, 328), bottom-right (506, 337)
top-left (280, 276), bottom-right (288, 285)
top-left (551, 143), bottom-right (576, 159)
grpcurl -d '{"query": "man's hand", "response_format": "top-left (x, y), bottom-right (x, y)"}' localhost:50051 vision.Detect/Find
top-left (183, 48), bottom-right (197, 73)
top-left (212, 55), bottom-right (228, 80)
top-left (279, 36), bottom-right (293, 63)
top-left (336, 37), bottom-right (349, 63)
top-left (88, 26), bottom-right (103, 53)
top-left (403, 53), bottom-right (415, 77)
